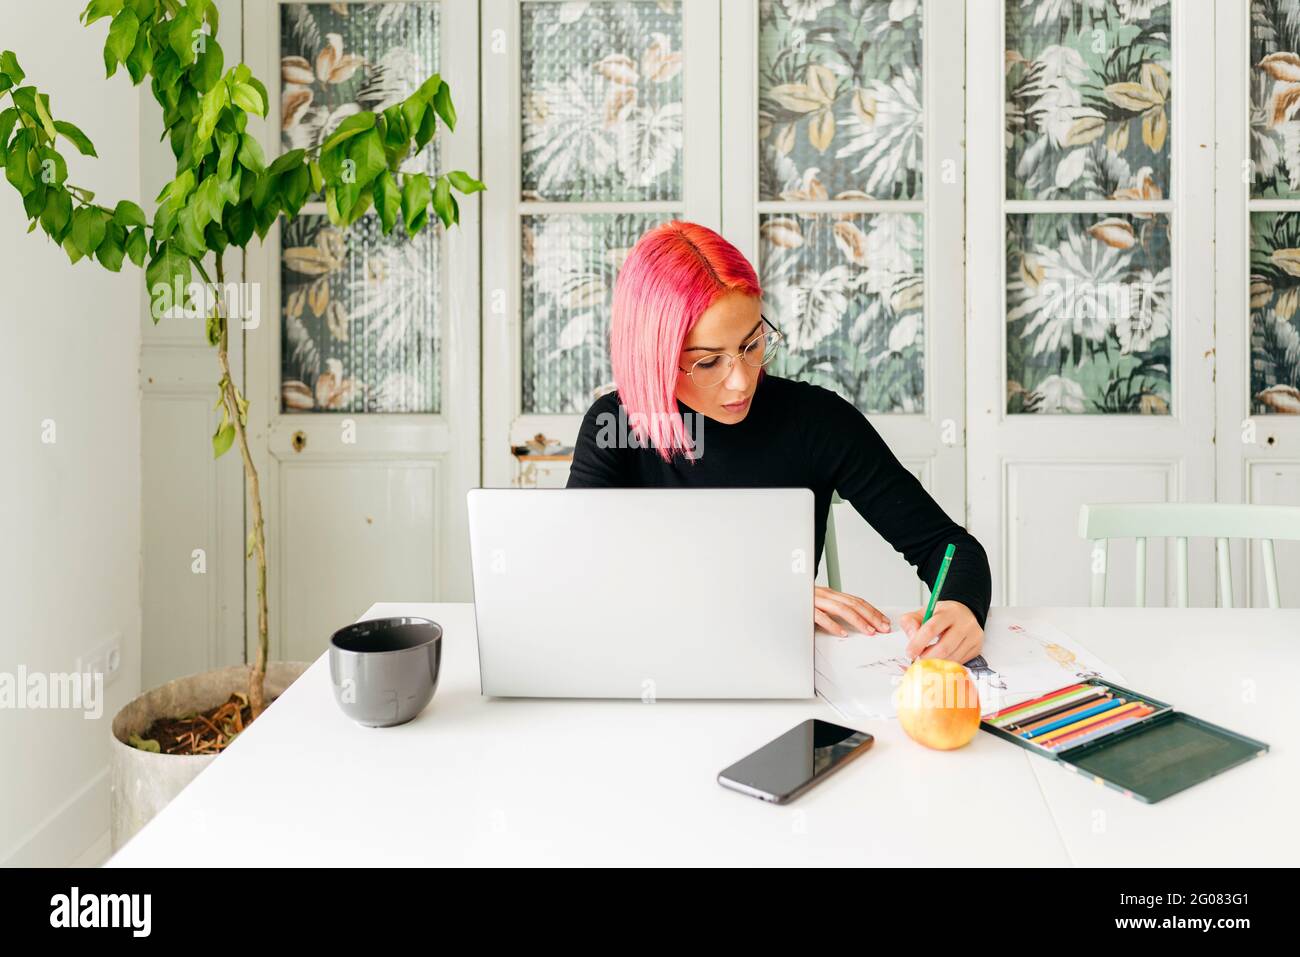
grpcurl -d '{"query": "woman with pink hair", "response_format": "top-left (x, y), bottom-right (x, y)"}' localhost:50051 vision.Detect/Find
top-left (568, 221), bottom-right (990, 662)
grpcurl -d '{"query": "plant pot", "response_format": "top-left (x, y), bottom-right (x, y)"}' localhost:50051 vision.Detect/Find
top-left (109, 661), bottom-right (311, 852)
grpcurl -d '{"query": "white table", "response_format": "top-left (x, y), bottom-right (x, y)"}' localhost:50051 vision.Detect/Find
top-left (108, 604), bottom-right (1299, 867)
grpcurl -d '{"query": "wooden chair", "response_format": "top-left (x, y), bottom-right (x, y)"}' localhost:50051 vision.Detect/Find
top-left (1077, 503), bottom-right (1300, 608)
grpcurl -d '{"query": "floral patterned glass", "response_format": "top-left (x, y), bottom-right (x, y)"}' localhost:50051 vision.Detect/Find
top-left (1006, 212), bottom-right (1171, 414)
top-left (520, 0), bottom-right (684, 202)
top-left (1251, 1), bottom-right (1300, 199)
top-left (281, 213), bottom-right (441, 414)
top-left (1250, 212), bottom-right (1300, 413)
top-left (281, 3), bottom-right (441, 183)
top-left (522, 212), bottom-right (668, 414)
top-left (759, 0), bottom-right (924, 202)
top-left (760, 212), bottom-right (924, 414)
top-left (279, 2), bottom-right (443, 414)
top-left (1005, 0), bottom-right (1172, 202)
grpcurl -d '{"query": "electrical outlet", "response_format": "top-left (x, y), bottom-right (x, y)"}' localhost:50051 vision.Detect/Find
top-left (77, 633), bottom-right (123, 687)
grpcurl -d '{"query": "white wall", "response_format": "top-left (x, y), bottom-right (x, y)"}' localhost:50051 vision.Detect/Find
top-left (0, 0), bottom-right (142, 866)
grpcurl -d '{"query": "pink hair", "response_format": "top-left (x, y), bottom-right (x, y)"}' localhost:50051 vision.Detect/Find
top-left (609, 220), bottom-right (763, 461)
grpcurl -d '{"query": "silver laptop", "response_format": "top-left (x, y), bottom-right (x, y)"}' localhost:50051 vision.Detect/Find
top-left (467, 488), bottom-right (814, 699)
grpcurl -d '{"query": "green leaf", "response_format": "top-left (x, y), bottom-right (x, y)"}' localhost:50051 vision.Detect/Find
top-left (124, 22), bottom-right (154, 85)
top-left (224, 201), bottom-right (255, 248)
top-left (432, 173), bottom-right (454, 228)
top-left (125, 225), bottom-right (147, 266)
top-left (202, 0), bottom-right (219, 34)
top-left (280, 162), bottom-right (310, 215)
top-left (10, 87), bottom-right (55, 141)
top-left (400, 98), bottom-right (425, 144)
top-left (381, 104), bottom-right (408, 151)
top-left (401, 172), bottom-right (431, 236)
top-left (23, 182), bottom-right (47, 219)
top-left (82, 0), bottom-right (123, 25)
top-left (113, 199), bottom-right (146, 228)
top-left (168, 12), bottom-right (200, 67)
top-left (0, 50), bottom-right (26, 85)
top-left (448, 170), bottom-right (485, 195)
top-left (71, 206), bottom-right (107, 255)
top-left (216, 129), bottom-right (238, 180)
top-left (192, 37), bottom-right (224, 92)
top-left (248, 76), bottom-right (270, 117)
top-left (97, 230), bottom-right (125, 271)
top-left (412, 73), bottom-right (442, 107)
top-left (39, 187), bottom-right (72, 241)
top-left (175, 202), bottom-right (207, 256)
top-left (196, 82), bottom-right (228, 143)
top-left (152, 198), bottom-right (178, 241)
top-left (432, 81), bottom-right (457, 132)
top-left (212, 417), bottom-right (235, 458)
top-left (347, 128), bottom-right (386, 189)
top-left (346, 187), bottom-right (372, 223)
top-left (62, 233), bottom-right (85, 264)
top-left (373, 170), bottom-right (400, 235)
top-left (35, 147), bottom-right (67, 186)
top-left (32, 93), bottom-right (56, 141)
top-left (4, 131), bottom-right (35, 193)
top-left (414, 103), bottom-right (438, 152)
top-left (145, 242), bottom-right (192, 316)
top-left (267, 148), bottom-right (304, 177)
top-left (53, 120), bottom-right (97, 157)
top-left (231, 81), bottom-right (264, 116)
top-left (0, 108), bottom-right (19, 149)
top-left (128, 733), bottom-right (161, 753)
top-left (320, 110), bottom-right (376, 154)
top-left (105, 10), bottom-right (140, 76)
top-left (237, 133), bottom-right (266, 173)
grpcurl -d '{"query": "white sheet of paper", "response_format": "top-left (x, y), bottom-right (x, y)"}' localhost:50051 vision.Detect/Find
top-left (813, 610), bottom-right (1125, 721)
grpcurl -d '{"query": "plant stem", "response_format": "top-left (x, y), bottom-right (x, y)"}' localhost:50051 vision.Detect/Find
top-left (212, 256), bottom-right (270, 718)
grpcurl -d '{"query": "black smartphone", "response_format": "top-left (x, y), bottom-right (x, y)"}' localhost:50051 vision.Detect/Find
top-left (717, 719), bottom-right (874, 804)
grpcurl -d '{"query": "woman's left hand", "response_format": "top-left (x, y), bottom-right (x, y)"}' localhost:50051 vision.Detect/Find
top-left (898, 601), bottom-right (984, 664)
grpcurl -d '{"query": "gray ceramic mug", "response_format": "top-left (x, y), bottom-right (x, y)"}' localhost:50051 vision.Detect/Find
top-left (329, 617), bottom-right (442, 727)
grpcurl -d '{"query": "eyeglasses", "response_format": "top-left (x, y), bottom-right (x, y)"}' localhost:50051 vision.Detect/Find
top-left (678, 316), bottom-right (784, 388)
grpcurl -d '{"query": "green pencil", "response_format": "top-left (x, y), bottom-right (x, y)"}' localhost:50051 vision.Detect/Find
top-left (922, 543), bottom-right (956, 624)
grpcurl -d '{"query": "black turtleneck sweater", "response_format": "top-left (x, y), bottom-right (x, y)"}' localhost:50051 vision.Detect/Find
top-left (566, 374), bottom-right (991, 627)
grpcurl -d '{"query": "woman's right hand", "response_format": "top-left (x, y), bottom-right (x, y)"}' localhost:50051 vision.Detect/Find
top-left (813, 586), bottom-right (892, 637)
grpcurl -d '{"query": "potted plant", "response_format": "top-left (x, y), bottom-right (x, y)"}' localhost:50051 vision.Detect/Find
top-left (1, 0), bottom-right (482, 848)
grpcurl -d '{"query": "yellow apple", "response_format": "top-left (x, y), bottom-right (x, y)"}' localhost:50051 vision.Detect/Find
top-left (896, 658), bottom-right (981, 750)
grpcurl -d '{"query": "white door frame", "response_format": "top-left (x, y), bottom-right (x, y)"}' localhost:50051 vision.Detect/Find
top-left (243, 0), bottom-right (481, 661)
top-left (721, 0), bottom-right (966, 606)
top-left (1214, 0), bottom-right (1300, 606)
top-left (967, 0), bottom-right (1218, 607)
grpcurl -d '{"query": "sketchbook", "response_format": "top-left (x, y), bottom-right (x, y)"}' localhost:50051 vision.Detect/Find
top-left (813, 609), bottom-right (1125, 721)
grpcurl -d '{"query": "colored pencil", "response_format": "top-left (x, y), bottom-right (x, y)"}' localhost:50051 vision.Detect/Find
top-left (1046, 705), bottom-right (1155, 751)
top-left (989, 687), bottom-right (1101, 727)
top-left (999, 690), bottom-right (1110, 731)
top-left (1033, 701), bottom-right (1146, 744)
top-left (988, 685), bottom-right (1096, 725)
top-left (1015, 695), bottom-right (1116, 735)
top-left (985, 683), bottom-right (1088, 721)
top-left (922, 544), bottom-right (956, 625)
top-left (1021, 697), bottom-right (1125, 738)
